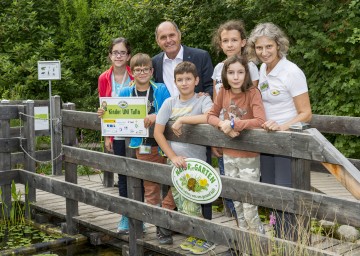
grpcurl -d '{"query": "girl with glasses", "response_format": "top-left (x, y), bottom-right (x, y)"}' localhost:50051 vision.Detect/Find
top-left (97, 37), bottom-right (133, 233)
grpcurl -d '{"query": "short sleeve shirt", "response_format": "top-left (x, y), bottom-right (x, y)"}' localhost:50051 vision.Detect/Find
top-left (258, 57), bottom-right (308, 124)
top-left (156, 94), bottom-right (213, 160)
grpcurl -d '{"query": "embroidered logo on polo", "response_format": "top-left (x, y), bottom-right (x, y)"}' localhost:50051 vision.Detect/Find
top-left (270, 89), bottom-right (280, 96)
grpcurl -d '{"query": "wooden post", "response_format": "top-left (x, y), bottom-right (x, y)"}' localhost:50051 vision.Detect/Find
top-left (0, 100), bottom-right (12, 218)
top-left (62, 102), bottom-right (79, 234)
top-left (23, 100), bottom-right (36, 217)
top-left (125, 138), bottom-right (144, 256)
top-left (52, 96), bottom-right (62, 175)
top-left (290, 123), bottom-right (311, 244)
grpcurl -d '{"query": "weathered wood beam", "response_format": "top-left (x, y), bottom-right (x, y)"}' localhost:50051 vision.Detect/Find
top-left (0, 138), bottom-right (26, 153)
top-left (62, 111), bottom-right (360, 136)
top-left (306, 129), bottom-right (360, 200)
top-left (62, 110), bottom-right (100, 130)
top-left (0, 170), bottom-right (19, 185)
top-left (62, 146), bottom-right (360, 227)
top-left (311, 114), bottom-right (360, 136)
top-left (17, 170), bottom-right (337, 256)
top-left (0, 105), bottom-right (21, 119)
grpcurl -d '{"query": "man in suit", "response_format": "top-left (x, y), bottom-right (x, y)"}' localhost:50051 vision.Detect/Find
top-left (152, 21), bottom-right (213, 98)
top-left (152, 21), bottom-right (214, 223)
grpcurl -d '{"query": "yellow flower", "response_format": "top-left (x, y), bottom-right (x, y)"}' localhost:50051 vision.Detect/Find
top-left (186, 173), bottom-right (191, 179)
top-left (199, 178), bottom-right (208, 187)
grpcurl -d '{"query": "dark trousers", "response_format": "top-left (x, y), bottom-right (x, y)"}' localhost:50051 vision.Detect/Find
top-left (261, 153), bottom-right (297, 240)
top-left (113, 140), bottom-right (127, 198)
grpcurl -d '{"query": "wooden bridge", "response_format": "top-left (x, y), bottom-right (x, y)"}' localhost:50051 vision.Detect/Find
top-left (1, 98), bottom-right (360, 255)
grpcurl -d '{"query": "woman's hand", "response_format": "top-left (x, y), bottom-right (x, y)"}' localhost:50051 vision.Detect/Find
top-left (144, 114), bottom-right (156, 128)
top-left (170, 155), bottom-right (187, 169)
top-left (172, 118), bottom-right (183, 137)
top-left (97, 108), bottom-right (105, 118)
top-left (262, 120), bottom-right (284, 131)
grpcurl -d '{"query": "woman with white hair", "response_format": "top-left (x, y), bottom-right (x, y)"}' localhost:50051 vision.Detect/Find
top-left (247, 22), bottom-right (312, 240)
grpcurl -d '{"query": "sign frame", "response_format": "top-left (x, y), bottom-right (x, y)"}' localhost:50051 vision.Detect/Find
top-left (38, 61), bottom-right (61, 80)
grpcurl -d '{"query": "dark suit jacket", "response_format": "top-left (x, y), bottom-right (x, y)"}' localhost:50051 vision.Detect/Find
top-left (152, 45), bottom-right (214, 97)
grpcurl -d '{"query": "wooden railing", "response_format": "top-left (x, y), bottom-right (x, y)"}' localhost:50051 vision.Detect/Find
top-left (0, 101), bottom-right (359, 255)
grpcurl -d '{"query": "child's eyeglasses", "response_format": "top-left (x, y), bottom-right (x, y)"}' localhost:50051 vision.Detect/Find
top-left (133, 67), bottom-right (152, 75)
top-left (111, 51), bottom-right (128, 57)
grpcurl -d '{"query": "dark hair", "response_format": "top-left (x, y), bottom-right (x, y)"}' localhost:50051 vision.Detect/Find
top-left (130, 53), bottom-right (152, 71)
top-left (173, 61), bottom-right (198, 79)
top-left (212, 20), bottom-right (247, 55)
top-left (108, 37), bottom-right (132, 55)
top-left (221, 55), bottom-right (252, 92)
top-left (155, 20), bottom-right (181, 39)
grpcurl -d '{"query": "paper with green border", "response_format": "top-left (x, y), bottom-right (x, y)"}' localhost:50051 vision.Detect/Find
top-left (100, 97), bottom-right (148, 137)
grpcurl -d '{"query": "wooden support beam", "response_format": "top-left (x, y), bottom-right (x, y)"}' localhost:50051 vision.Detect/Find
top-left (125, 138), bottom-right (144, 256)
top-left (23, 100), bottom-right (36, 205)
top-left (62, 146), bottom-right (360, 227)
top-left (307, 129), bottom-right (360, 200)
top-left (63, 102), bottom-right (79, 235)
top-left (17, 170), bottom-right (338, 256)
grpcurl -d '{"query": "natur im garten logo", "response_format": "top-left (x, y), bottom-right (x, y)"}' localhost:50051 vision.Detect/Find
top-left (171, 158), bottom-right (222, 204)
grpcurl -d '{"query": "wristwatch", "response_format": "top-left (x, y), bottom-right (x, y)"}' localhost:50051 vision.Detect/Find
top-left (230, 118), bottom-right (235, 129)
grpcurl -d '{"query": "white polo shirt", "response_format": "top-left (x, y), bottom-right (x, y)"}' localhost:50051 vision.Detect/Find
top-left (258, 57), bottom-right (308, 124)
top-left (163, 46), bottom-right (184, 97)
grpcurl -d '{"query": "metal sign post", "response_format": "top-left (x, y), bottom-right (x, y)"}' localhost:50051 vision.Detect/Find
top-left (38, 61), bottom-right (61, 175)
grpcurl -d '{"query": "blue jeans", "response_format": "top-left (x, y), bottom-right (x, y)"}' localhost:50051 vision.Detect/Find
top-left (218, 157), bottom-right (236, 217)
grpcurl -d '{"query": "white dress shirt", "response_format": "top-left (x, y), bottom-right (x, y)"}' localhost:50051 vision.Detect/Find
top-left (162, 46), bottom-right (184, 97)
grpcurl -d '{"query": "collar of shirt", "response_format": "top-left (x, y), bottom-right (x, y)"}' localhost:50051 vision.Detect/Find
top-left (267, 57), bottom-right (287, 77)
top-left (163, 45), bottom-right (184, 62)
top-left (162, 46), bottom-right (184, 97)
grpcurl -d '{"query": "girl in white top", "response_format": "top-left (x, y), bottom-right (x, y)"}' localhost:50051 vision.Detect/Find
top-left (210, 20), bottom-right (260, 220)
top-left (247, 22), bottom-right (312, 240)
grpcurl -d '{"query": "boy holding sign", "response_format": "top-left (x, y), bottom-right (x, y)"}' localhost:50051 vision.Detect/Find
top-left (154, 61), bottom-right (216, 254)
top-left (98, 53), bottom-right (176, 233)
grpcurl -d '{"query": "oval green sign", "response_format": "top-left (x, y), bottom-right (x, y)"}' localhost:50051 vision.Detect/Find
top-left (171, 158), bottom-right (222, 204)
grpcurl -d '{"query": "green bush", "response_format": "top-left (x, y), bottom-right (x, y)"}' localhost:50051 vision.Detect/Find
top-left (1, 0), bottom-right (359, 157)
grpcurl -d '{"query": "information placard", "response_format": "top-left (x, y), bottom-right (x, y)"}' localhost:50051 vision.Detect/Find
top-left (100, 97), bottom-right (148, 137)
top-left (34, 106), bottom-right (49, 131)
top-left (38, 61), bottom-right (61, 80)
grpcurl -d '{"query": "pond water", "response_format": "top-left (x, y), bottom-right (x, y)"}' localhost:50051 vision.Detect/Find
top-left (0, 223), bottom-right (164, 256)
top-left (41, 243), bottom-right (123, 256)
top-left (0, 223), bottom-right (62, 250)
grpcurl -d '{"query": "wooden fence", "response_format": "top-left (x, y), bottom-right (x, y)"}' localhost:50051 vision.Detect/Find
top-left (0, 99), bottom-right (359, 255)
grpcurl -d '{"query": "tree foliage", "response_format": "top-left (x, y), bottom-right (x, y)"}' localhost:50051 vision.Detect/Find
top-left (0, 0), bottom-right (359, 157)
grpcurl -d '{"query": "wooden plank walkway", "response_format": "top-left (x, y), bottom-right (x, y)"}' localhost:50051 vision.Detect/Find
top-left (16, 172), bottom-right (360, 256)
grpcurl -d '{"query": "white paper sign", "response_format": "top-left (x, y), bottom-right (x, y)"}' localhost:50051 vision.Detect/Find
top-left (100, 97), bottom-right (148, 137)
top-left (38, 61), bottom-right (61, 80)
top-left (34, 106), bottom-right (49, 131)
